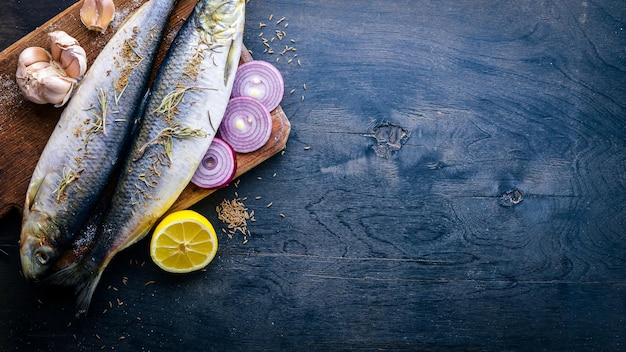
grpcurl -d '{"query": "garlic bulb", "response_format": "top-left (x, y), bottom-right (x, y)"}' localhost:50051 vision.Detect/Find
top-left (15, 32), bottom-right (87, 107)
top-left (80, 0), bottom-right (116, 33)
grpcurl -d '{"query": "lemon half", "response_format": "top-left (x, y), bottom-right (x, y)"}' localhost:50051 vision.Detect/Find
top-left (150, 210), bottom-right (218, 273)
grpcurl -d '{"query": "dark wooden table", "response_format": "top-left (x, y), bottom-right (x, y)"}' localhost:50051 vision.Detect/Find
top-left (1, 1), bottom-right (625, 351)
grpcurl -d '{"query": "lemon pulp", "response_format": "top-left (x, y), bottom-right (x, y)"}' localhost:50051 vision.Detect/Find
top-left (150, 210), bottom-right (218, 273)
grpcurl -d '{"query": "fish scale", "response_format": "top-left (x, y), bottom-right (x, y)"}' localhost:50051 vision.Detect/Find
top-left (48, 0), bottom-right (246, 317)
top-left (19, 0), bottom-right (180, 281)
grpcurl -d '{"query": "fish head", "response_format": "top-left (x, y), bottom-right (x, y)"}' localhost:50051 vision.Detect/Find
top-left (20, 211), bottom-right (63, 281)
top-left (196, 0), bottom-right (245, 39)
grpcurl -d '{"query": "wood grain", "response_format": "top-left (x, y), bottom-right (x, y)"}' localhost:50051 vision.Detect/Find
top-left (1, 1), bottom-right (625, 351)
top-left (0, 0), bottom-right (290, 218)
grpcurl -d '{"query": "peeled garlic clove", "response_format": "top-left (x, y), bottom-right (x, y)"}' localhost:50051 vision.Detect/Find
top-left (80, 0), bottom-right (116, 33)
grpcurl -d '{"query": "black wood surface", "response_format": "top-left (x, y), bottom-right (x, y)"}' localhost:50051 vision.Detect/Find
top-left (1, 1), bottom-right (625, 351)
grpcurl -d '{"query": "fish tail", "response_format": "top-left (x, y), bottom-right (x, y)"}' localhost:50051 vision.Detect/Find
top-left (44, 259), bottom-right (105, 317)
top-left (74, 270), bottom-right (104, 317)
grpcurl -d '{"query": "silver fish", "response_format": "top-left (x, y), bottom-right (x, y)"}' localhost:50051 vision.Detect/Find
top-left (19, 0), bottom-right (179, 281)
top-left (51, 0), bottom-right (245, 316)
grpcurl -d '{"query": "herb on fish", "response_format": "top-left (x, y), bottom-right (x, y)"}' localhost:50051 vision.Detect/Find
top-left (154, 85), bottom-right (216, 123)
top-left (81, 88), bottom-right (112, 155)
top-left (114, 30), bottom-right (146, 104)
top-left (55, 168), bottom-right (83, 201)
top-left (96, 89), bottom-right (108, 135)
top-left (182, 46), bottom-right (206, 80)
top-left (134, 123), bottom-right (208, 162)
top-left (138, 173), bottom-right (157, 188)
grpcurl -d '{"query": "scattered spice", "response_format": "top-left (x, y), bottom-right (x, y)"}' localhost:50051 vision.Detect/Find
top-left (253, 14), bottom-right (310, 106)
top-left (216, 196), bottom-right (254, 243)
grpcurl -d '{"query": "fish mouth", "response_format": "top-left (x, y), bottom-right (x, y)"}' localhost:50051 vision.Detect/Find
top-left (20, 236), bottom-right (57, 281)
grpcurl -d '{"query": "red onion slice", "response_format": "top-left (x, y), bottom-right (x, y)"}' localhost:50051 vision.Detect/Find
top-left (219, 96), bottom-right (272, 153)
top-left (231, 60), bottom-right (284, 111)
top-left (191, 137), bottom-right (237, 189)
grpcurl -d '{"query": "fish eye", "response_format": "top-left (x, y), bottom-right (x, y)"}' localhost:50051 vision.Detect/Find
top-left (34, 247), bottom-right (52, 265)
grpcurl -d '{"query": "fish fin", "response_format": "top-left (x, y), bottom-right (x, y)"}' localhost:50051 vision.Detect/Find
top-left (224, 39), bottom-right (236, 86)
top-left (44, 260), bottom-right (104, 318)
top-left (25, 174), bottom-right (46, 211)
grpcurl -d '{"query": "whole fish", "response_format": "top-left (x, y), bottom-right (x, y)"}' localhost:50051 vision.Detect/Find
top-left (50, 0), bottom-right (245, 316)
top-left (19, 0), bottom-right (179, 281)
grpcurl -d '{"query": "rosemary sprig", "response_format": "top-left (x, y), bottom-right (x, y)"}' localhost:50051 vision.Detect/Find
top-left (55, 168), bottom-right (83, 202)
top-left (154, 85), bottom-right (216, 122)
top-left (133, 123), bottom-right (208, 162)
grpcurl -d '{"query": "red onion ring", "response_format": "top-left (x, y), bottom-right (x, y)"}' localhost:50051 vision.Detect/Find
top-left (231, 60), bottom-right (284, 111)
top-left (191, 137), bottom-right (237, 189)
top-left (219, 96), bottom-right (272, 153)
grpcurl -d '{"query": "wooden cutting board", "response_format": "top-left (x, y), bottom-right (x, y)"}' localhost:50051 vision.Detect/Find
top-left (0, 0), bottom-right (291, 219)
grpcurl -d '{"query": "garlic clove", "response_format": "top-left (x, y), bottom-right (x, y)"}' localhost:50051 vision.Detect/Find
top-left (59, 45), bottom-right (88, 79)
top-left (17, 47), bottom-right (51, 68)
top-left (47, 31), bottom-right (88, 79)
top-left (80, 0), bottom-right (116, 33)
top-left (40, 73), bottom-right (77, 107)
top-left (47, 31), bottom-right (81, 63)
top-left (16, 63), bottom-right (55, 105)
